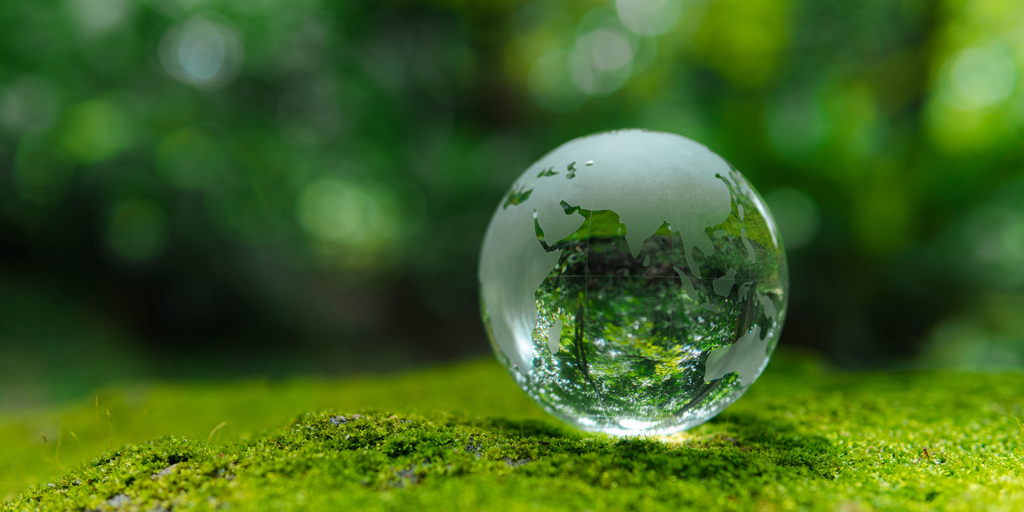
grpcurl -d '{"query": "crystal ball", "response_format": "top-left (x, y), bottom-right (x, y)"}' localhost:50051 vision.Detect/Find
top-left (478, 130), bottom-right (788, 436)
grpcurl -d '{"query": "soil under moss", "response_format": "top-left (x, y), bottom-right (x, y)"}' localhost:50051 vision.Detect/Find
top-left (3, 353), bottom-right (1024, 511)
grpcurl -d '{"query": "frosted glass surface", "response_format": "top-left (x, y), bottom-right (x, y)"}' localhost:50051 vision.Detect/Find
top-left (479, 130), bottom-right (788, 436)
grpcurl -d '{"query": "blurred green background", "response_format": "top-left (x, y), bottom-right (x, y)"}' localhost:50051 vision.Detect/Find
top-left (1, 0), bottom-right (1023, 409)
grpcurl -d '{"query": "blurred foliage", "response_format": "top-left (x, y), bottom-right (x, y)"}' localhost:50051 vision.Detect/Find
top-left (1, 0), bottom-right (1024, 399)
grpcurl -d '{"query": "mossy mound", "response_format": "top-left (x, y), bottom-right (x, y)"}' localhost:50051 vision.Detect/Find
top-left (4, 354), bottom-right (1024, 511)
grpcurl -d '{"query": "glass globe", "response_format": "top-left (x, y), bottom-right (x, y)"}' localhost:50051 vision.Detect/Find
top-left (478, 130), bottom-right (788, 436)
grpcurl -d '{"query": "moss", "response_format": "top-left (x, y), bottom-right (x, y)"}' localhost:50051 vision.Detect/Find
top-left (4, 353), bottom-right (1024, 511)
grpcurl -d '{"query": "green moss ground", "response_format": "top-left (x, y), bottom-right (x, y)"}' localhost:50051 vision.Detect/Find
top-left (2, 352), bottom-right (1024, 511)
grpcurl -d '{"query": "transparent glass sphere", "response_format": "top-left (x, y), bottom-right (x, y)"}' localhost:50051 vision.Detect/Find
top-left (479, 130), bottom-right (788, 436)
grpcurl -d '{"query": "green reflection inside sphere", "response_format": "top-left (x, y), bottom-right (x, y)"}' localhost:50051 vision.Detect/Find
top-left (479, 130), bottom-right (788, 436)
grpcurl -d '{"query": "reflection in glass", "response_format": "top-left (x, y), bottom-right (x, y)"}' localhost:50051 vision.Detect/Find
top-left (479, 130), bottom-right (788, 436)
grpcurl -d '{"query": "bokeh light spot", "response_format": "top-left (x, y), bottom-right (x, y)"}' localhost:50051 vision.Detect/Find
top-left (569, 9), bottom-right (638, 96)
top-left (947, 44), bottom-right (1017, 111)
top-left (567, 52), bottom-right (594, 94)
top-left (297, 177), bottom-right (404, 268)
top-left (159, 16), bottom-right (243, 89)
top-left (66, 0), bottom-right (130, 36)
top-left (584, 30), bottom-right (634, 71)
top-left (59, 99), bottom-right (133, 163)
top-left (0, 76), bottom-right (59, 134)
top-left (615, 0), bottom-right (683, 35)
top-left (106, 199), bottom-right (170, 262)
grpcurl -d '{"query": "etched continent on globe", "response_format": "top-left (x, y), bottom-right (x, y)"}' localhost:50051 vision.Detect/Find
top-left (479, 130), bottom-right (788, 435)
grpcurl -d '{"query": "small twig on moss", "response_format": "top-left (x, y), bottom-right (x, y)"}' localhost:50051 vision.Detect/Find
top-left (208, 422), bottom-right (228, 444)
top-left (1016, 417), bottom-right (1023, 431)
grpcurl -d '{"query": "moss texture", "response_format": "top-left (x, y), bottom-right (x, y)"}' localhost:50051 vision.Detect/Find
top-left (3, 353), bottom-right (1024, 511)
